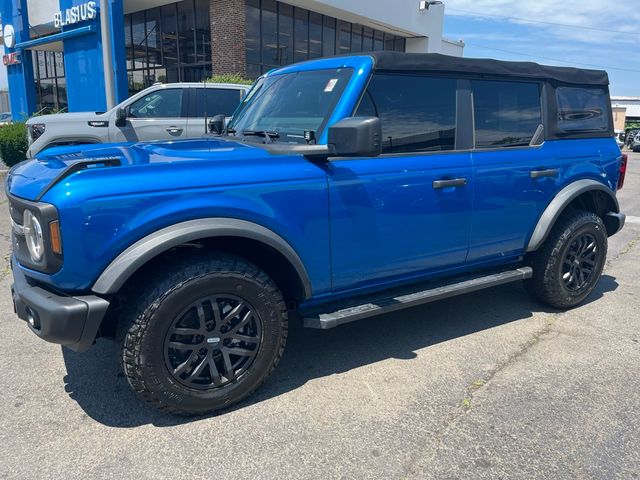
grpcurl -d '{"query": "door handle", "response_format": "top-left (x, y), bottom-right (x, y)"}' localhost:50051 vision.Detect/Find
top-left (166, 127), bottom-right (183, 135)
top-left (530, 168), bottom-right (559, 179)
top-left (433, 178), bottom-right (467, 189)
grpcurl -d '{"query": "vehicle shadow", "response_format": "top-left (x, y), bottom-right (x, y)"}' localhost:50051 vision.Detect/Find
top-left (61, 275), bottom-right (618, 428)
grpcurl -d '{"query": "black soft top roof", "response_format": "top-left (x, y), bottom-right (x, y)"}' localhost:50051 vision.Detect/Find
top-left (369, 52), bottom-right (609, 86)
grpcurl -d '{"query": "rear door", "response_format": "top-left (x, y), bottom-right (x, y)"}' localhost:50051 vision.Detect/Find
top-left (328, 73), bottom-right (473, 292)
top-left (111, 88), bottom-right (188, 143)
top-left (468, 79), bottom-right (560, 263)
top-left (186, 87), bottom-right (245, 137)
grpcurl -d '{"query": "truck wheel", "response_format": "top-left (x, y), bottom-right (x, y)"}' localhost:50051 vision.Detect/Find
top-left (118, 253), bottom-right (288, 415)
top-left (525, 210), bottom-right (607, 309)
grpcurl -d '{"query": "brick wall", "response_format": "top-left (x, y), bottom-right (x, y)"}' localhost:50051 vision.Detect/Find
top-left (210, 0), bottom-right (246, 77)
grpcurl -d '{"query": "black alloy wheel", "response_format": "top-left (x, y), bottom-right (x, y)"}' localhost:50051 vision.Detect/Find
top-left (561, 233), bottom-right (599, 292)
top-left (119, 253), bottom-right (288, 415)
top-left (164, 295), bottom-right (263, 389)
top-left (525, 210), bottom-right (607, 309)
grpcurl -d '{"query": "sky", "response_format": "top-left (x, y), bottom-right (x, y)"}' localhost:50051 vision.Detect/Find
top-left (0, 1), bottom-right (638, 96)
top-left (442, 0), bottom-right (640, 96)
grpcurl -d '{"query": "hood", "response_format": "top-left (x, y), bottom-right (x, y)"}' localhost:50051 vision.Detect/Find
top-left (26, 111), bottom-right (110, 125)
top-left (6, 137), bottom-right (271, 201)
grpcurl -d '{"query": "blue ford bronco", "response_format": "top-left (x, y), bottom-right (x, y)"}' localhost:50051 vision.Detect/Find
top-left (7, 53), bottom-right (627, 415)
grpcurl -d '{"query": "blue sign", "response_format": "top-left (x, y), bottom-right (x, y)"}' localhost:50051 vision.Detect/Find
top-left (0, 0), bottom-right (128, 118)
top-left (1, 0), bottom-right (36, 120)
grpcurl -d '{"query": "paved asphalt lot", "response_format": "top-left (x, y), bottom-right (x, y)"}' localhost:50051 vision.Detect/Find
top-left (0, 154), bottom-right (639, 480)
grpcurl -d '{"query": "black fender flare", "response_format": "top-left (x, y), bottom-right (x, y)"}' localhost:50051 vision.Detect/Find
top-left (91, 218), bottom-right (312, 299)
top-left (526, 179), bottom-right (620, 252)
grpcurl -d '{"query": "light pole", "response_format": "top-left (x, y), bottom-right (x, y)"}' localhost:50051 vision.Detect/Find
top-left (100, 0), bottom-right (116, 109)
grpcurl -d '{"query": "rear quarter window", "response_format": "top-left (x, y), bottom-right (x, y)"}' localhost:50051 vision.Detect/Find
top-left (556, 86), bottom-right (609, 132)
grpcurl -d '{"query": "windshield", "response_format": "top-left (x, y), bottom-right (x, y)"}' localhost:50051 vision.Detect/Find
top-left (227, 68), bottom-right (353, 144)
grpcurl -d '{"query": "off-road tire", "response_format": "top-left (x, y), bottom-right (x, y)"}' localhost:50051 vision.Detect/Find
top-left (525, 210), bottom-right (607, 309)
top-left (117, 253), bottom-right (288, 416)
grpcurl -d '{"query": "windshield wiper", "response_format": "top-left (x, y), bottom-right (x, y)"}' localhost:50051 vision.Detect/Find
top-left (241, 130), bottom-right (280, 144)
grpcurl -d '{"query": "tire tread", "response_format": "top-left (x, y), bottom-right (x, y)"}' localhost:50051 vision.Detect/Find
top-left (117, 253), bottom-right (288, 416)
top-left (525, 210), bottom-right (607, 309)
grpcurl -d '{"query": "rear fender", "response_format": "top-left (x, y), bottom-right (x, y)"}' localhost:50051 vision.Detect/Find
top-left (526, 179), bottom-right (620, 252)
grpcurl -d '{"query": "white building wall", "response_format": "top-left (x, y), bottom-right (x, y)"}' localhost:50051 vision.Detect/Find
top-left (26, 0), bottom-right (58, 31)
top-left (611, 97), bottom-right (640, 119)
top-left (441, 38), bottom-right (465, 57)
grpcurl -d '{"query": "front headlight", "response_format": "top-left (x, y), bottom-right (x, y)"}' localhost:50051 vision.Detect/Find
top-left (28, 123), bottom-right (46, 143)
top-left (23, 210), bottom-right (44, 263)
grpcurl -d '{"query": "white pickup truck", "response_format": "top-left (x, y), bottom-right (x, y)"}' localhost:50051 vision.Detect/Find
top-left (26, 82), bottom-right (249, 158)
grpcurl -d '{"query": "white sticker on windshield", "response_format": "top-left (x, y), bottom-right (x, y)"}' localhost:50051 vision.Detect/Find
top-left (324, 78), bottom-right (339, 92)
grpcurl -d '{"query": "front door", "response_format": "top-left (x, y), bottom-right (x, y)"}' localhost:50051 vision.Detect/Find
top-left (328, 73), bottom-right (472, 292)
top-left (110, 88), bottom-right (188, 143)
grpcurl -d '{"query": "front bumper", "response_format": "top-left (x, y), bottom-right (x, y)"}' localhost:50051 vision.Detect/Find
top-left (10, 256), bottom-right (110, 352)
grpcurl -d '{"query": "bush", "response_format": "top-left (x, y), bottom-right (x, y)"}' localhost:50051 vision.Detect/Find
top-left (0, 122), bottom-right (28, 167)
top-left (206, 74), bottom-right (253, 85)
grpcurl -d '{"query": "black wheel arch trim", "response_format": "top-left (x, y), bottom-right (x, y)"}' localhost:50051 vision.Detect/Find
top-left (91, 218), bottom-right (313, 299)
top-left (526, 179), bottom-right (622, 253)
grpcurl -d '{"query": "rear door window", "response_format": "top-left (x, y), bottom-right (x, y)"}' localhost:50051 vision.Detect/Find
top-left (556, 86), bottom-right (609, 132)
top-left (128, 89), bottom-right (185, 118)
top-left (472, 80), bottom-right (542, 148)
top-left (191, 88), bottom-right (243, 117)
top-left (355, 73), bottom-right (457, 153)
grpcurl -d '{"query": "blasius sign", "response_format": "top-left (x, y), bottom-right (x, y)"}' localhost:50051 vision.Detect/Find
top-left (53, 1), bottom-right (98, 28)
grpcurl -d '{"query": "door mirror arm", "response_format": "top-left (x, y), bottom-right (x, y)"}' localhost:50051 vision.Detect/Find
top-left (529, 123), bottom-right (545, 146)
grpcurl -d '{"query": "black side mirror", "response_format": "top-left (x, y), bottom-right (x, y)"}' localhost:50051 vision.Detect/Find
top-left (209, 114), bottom-right (226, 135)
top-left (327, 117), bottom-right (382, 157)
top-left (115, 107), bottom-right (127, 127)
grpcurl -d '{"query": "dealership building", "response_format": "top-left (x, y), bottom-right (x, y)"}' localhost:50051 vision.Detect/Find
top-left (0, 0), bottom-right (463, 119)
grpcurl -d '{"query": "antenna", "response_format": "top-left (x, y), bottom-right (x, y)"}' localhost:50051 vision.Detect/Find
top-left (203, 78), bottom-right (208, 135)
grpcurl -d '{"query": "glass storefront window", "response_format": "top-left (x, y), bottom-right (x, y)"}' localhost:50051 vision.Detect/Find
top-left (322, 16), bottom-right (336, 57)
top-left (177, 0), bottom-right (196, 65)
top-left (147, 8), bottom-right (163, 69)
top-left (32, 50), bottom-right (67, 113)
top-left (384, 32), bottom-right (395, 51)
top-left (339, 20), bottom-right (351, 54)
top-left (261, 0), bottom-right (278, 68)
top-left (309, 11), bottom-right (322, 58)
top-left (278, 3), bottom-right (294, 65)
top-left (56, 77), bottom-right (67, 109)
top-left (362, 27), bottom-right (373, 52)
top-left (125, 14), bottom-right (133, 69)
top-left (351, 24), bottom-right (362, 53)
top-left (132, 11), bottom-right (147, 70)
top-left (246, 0), bottom-right (261, 68)
top-left (243, 1), bottom-right (405, 78)
top-left (293, 7), bottom-right (308, 62)
top-left (374, 29), bottom-right (384, 50)
top-left (125, 1), bottom-right (211, 94)
top-left (161, 4), bottom-right (179, 68)
top-left (54, 52), bottom-right (65, 77)
top-left (194, 0), bottom-right (211, 64)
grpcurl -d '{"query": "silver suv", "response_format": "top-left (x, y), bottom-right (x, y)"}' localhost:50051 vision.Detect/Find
top-left (25, 82), bottom-right (249, 158)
